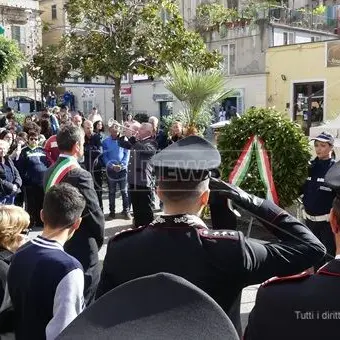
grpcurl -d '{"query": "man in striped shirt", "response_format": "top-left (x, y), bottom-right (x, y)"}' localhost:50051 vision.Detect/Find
top-left (1, 183), bottom-right (86, 340)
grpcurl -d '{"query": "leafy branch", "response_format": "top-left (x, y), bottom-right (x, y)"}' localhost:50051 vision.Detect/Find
top-left (63, 0), bottom-right (222, 122)
top-left (0, 36), bottom-right (25, 84)
top-left (164, 62), bottom-right (233, 135)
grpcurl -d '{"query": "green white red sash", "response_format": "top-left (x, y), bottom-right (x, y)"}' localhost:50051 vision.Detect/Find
top-left (229, 135), bottom-right (279, 204)
top-left (45, 157), bottom-right (80, 192)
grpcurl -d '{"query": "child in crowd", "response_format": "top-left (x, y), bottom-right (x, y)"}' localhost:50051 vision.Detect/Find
top-left (1, 183), bottom-right (86, 340)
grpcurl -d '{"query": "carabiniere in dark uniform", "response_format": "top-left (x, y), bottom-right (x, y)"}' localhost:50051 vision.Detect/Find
top-left (96, 136), bottom-right (326, 336)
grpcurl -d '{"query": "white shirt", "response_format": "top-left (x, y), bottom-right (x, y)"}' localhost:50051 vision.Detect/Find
top-left (219, 110), bottom-right (226, 122)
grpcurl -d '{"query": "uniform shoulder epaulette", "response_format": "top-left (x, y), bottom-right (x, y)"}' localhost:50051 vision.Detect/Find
top-left (198, 229), bottom-right (239, 240)
top-left (112, 225), bottom-right (147, 240)
top-left (261, 271), bottom-right (311, 287)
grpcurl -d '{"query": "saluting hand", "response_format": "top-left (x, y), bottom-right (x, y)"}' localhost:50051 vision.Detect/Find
top-left (209, 177), bottom-right (264, 213)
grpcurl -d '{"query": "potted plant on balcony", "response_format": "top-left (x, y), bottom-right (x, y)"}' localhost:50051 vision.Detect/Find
top-left (164, 62), bottom-right (233, 136)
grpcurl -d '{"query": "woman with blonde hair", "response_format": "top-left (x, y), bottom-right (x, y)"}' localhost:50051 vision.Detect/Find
top-left (167, 121), bottom-right (184, 145)
top-left (0, 205), bottom-right (29, 304)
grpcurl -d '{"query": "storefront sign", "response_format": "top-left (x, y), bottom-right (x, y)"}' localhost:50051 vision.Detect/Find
top-left (121, 95), bottom-right (131, 103)
top-left (120, 86), bottom-right (131, 103)
top-left (133, 74), bottom-right (149, 81)
top-left (326, 41), bottom-right (340, 67)
top-left (153, 93), bottom-right (174, 102)
top-left (121, 86), bottom-right (132, 95)
top-left (82, 87), bottom-right (95, 98)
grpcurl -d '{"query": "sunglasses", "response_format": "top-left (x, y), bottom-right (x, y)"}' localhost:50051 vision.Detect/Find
top-left (21, 228), bottom-right (31, 236)
top-left (29, 138), bottom-right (38, 141)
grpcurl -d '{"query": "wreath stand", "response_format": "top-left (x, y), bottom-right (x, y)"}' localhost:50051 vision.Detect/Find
top-left (228, 135), bottom-right (279, 239)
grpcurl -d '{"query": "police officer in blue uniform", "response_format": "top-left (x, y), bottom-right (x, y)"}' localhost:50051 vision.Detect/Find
top-left (96, 136), bottom-right (326, 337)
top-left (302, 132), bottom-right (336, 264)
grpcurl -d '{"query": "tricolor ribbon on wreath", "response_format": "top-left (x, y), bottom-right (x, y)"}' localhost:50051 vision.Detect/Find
top-left (229, 135), bottom-right (279, 205)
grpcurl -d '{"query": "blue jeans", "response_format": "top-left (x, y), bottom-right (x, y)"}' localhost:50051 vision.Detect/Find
top-left (107, 172), bottom-right (129, 213)
top-left (0, 194), bottom-right (15, 205)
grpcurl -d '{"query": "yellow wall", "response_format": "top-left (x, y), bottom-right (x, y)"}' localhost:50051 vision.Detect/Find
top-left (266, 40), bottom-right (340, 120)
top-left (40, 0), bottom-right (66, 45)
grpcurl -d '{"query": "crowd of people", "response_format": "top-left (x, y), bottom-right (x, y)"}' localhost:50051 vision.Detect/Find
top-left (0, 103), bottom-right (338, 339)
top-left (0, 105), bottom-right (186, 228)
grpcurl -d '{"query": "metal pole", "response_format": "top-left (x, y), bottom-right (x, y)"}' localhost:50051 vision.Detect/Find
top-left (1, 9), bottom-right (5, 108)
top-left (26, 10), bottom-right (37, 112)
top-left (31, 18), bottom-right (37, 112)
top-left (33, 79), bottom-right (37, 111)
top-left (1, 84), bottom-right (5, 108)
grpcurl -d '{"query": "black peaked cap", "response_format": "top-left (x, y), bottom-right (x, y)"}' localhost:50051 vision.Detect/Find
top-left (151, 136), bottom-right (221, 182)
top-left (57, 273), bottom-right (239, 340)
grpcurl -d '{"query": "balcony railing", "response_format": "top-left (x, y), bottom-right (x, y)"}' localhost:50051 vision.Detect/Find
top-left (259, 6), bottom-right (339, 34)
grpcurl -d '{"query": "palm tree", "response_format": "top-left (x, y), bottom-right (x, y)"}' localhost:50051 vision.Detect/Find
top-left (164, 62), bottom-right (233, 136)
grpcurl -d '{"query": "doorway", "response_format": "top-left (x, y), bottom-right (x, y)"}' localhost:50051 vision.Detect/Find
top-left (293, 81), bottom-right (324, 135)
top-left (159, 101), bottom-right (173, 118)
top-left (222, 97), bottom-right (237, 119)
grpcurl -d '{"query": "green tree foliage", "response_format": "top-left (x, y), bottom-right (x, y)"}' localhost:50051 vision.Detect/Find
top-left (0, 36), bottom-right (25, 84)
top-left (27, 42), bottom-right (73, 92)
top-left (65, 0), bottom-right (222, 122)
top-left (164, 62), bottom-right (232, 135)
top-left (195, 2), bottom-right (239, 33)
top-left (218, 108), bottom-right (311, 207)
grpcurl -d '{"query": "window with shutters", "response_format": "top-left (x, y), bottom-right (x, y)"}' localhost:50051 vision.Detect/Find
top-left (221, 43), bottom-right (236, 75)
top-left (83, 100), bottom-right (93, 115)
top-left (11, 26), bottom-right (21, 43)
top-left (283, 32), bottom-right (295, 45)
top-left (16, 69), bottom-right (28, 89)
top-left (121, 74), bottom-right (129, 84)
top-left (11, 25), bottom-right (25, 52)
top-left (52, 5), bottom-right (57, 20)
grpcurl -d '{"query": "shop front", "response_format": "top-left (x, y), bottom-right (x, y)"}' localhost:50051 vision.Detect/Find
top-left (266, 40), bottom-right (340, 135)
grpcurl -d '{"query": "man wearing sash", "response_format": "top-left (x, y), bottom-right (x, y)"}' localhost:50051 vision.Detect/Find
top-left (44, 124), bottom-right (105, 306)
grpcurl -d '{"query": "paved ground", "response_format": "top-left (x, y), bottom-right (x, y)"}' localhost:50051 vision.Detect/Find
top-left (30, 194), bottom-right (259, 334)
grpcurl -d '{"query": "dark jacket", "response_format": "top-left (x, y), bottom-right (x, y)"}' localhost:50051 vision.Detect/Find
top-left (245, 259), bottom-right (340, 340)
top-left (155, 129), bottom-right (168, 150)
top-left (167, 135), bottom-right (183, 147)
top-left (0, 157), bottom-right (22, 198)
top-left (0, 248), bottom-right (14, 334)
top-left (17, 146), bottom-right (50, 187)
top-left (302, 157), bottom-right (336, 215)
top-left (96, 199), bottom-right (326, 336)
top-left (84, 133), bottom-right (103, 172)
top-left (0, 248), bottom-right (12, 305)
top-left (119, 136), bottom-right (157, 187)
top-left (43, 156), bottom-right (105, 305)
